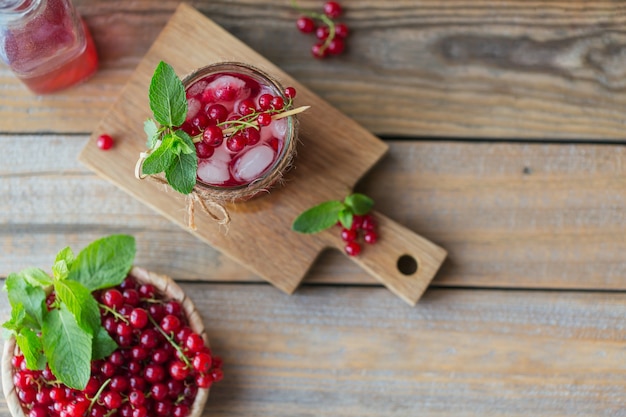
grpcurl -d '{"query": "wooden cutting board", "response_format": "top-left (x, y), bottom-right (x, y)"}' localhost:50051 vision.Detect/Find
top-left (79, 3), bottom-right (446, 305)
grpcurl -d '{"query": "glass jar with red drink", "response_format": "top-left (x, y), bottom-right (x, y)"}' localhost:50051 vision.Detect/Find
top-left (0, 0), bottom-right (98, 94)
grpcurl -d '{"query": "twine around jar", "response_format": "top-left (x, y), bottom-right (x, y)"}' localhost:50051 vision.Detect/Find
top-left (1, 267), bottom-right (210, 417)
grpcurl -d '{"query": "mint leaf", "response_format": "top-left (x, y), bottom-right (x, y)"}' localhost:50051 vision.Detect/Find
top-left (149, 61), bottom-right (187, 127)
top-left (52, 259), bottom-right (70, 281)
top-left (2, 303), bottom-right (26, 332)
top-left (16, 328), bottom-right (46, 370)
top-left (337, 208), bottom-right (353, 229)
top-left (20, 268), bottom-right (53, 287)
top-left (42, 306), bottom-right (92, 390)
top-left (292, 200), bottom-right (344, 234)
top-left (67, 235), bottom-right (136, 291)
top-left (344, 193), bottom-right (374, 216)
top-left (144, 119), bottom-right (160, 148)
top-left (55, 247), bottom-right (75, 268)
top-left (4, 273), bottom-right (46, 329)
top-left (142, 134), bottom-right (176, 175)
top-left (165, 136), bottom-right (198, 195)
top-left (92, 327), bottom-right (118, 360)
top-left (54, 280), bottom-right (100, 335)
top-left (171, 131), bottom-right (194, 155)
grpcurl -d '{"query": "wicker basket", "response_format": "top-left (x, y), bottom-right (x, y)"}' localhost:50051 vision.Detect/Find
top-left (1, 266), bottom-right (210, 417)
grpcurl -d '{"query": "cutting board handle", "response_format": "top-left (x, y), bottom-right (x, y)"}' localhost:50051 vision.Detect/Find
top-left (325, 210), bottom-right (447, 305)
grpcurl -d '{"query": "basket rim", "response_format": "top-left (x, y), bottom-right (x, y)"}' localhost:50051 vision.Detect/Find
top-left (1, 266), bottom-right (210, 417)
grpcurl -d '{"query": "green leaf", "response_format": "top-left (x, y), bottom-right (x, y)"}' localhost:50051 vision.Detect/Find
top-left (20, 268), bottom-right (53, 287)
top-left (52, 259), bottom-right (70, 281)
top-left (337, 208), bottom-right (353, 229)
top-left (54, 280), bottom-right (100, 335)
top-left (55, 247), bottom-right (75, 268)
top-left (4, 273), bottom-right (46, 329)
top-left (149, 61), bottom-right (187, 127)
top-left (91, 326), bottom-right (118, 360)
top-left (67, 235), bottom-right (136, 291)
top-left (2, 303), bottom-right (26, 332)
top-left (171, 131), bottom-right (194, 155)
top-left (142, 134), bottom-right (176, 175)
top-left (165, 134), bottom-right (198, 194)
top-left (344, 193), bottom-right (374, 216)
top-left (144, 119), bottom-right (160, 148)
top-left (292, 200), bottom-right (344, 234)
top-left (16, 328), bottom-right (46, 370)
top-left (42, 306), bottom-right (92, 390)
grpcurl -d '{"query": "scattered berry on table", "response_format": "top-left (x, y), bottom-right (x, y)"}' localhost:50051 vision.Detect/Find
top-left (340, 211), bottom-right (378, 256)
top-left (96, 133), bottom-right (114, 150)
top-left (292, 1), bottom-right (349, 59)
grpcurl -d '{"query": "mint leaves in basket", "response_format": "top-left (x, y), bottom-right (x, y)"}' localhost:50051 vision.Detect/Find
top-left (2, 235), bottom-right (136, 389)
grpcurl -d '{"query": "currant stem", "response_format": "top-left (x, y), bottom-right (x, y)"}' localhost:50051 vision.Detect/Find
top-left (99, 304), bottom-right (129, 324)
top-left (87, 377), bottom-right (111, 414)
top-left (148, 314), bottom-right (192, 368)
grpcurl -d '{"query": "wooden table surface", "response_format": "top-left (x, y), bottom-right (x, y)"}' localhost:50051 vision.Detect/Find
top-left (1, 1), bottom-right (625, 416)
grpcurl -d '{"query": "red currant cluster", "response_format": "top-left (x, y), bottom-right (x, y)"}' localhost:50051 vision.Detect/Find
top-left (340, 213), bottom-right (378, 256)
top-left (179, 86), bottom-right (297, 159)
top-left (294, 1), bottom-right (348, 58)
top-left (12, 276), bottom-right (222, 417)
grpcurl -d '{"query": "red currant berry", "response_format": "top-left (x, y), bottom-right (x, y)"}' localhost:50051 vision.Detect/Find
top-left (173, 404), bottom-right (190, 417)
top-left (100, 361), bottom-right (116, 377)
top-left (131, 346), bottom-right (148, 361)
top-left (341, 228), bottom-right (357, 242)
top-left (151, 383), bottom-right (168, 401)
top-left (258, 94), bottom-right (273, 110)
top-left (296, 16), bottom-right (315, 33)
top-left (102, 391), bottom-right (122, 409)
top-left (323, 1), bottom-right (342, 18)
top-left (102, 289), bottom-right (124, 309)
top-left (192, 114), bottom-right (209, 130)
top-left (18, 387), bottom-right (36, 403)
top-left (237, 99), bottom-right (255, 116)
top-left (123, 289), bottom-right (140, 306)
top-left (362, 214), bottom-right (376, 230)
top-left (243, 127), bottom-right (260, 146)
top-left (284, 86), bottom-right (297, 99)
top-left (196, 373), bottom-right (212, 388)
top-left (345, 241), bottom-right (362, 256)
top-left (312, 42), bottom-right (328, 58)
top-left (129, 307), bottom-right (148, 329)
top-left (144, 364), bottom-right (165, 383)
top-left (109, 351), bottom-right (124, 366)
top-left (364, 230), bottom-right (378, 244)
top-left (138, 283), bottom-right (155, 298)
top-left (169, 360), bottom-right (190, 381)
top-left (49, 386), bottom-right (66, 402)
top-left (175, 326), bottom-right (193, 343)
top-left (140, 329), bottom-right (159, 349)
top-left (206, 103), bottom-right (229, 123)
top-left (271, 96), bottom-right (284, 110)
top-left (29, 406), bottom-right (48, 417)
top-left (133, 406), bottom-right (148, 417)
top-left (97, 134), bottom-right (114, 150)
top-left (35, 388), bottom-right (52, 405)
top-left (211, 368), bottom-right (224, 382)
top-left (316, 26), bottom-right (330, 40)
top-left (11, 354), bottom-right (24, 369)
top-left (110, 375), bottom-right (129, 392)
top-left (335, 23), bottom-right (349, 38)
top-left (167, 379), bottom-right (184, 398)
top-left (193, 351), bottom-right (213, 373)
top-left (227, 134), bottom-right (246, 152)
top-left (327, 37), bottom-right (345, 55)
top-left (152, 348), bottom-right (170, 364)
top-left (161, 314), bottom-right (181, 333)
top-left (154, 401), bottom-right (172, 416)
top-left (351, 215), bottom-right (364, 230)
top-left (129, 376), bottom-right (146, 391)
top-left (129, 390), bottom-right (145, 407)
top-left (148, 304), bottom-right (166, 322)
top-left (119, 276), bottom-right (136, 290)
top-left (257, 112), bottom-right (272, 127)
top-left (116, 321), bottom-right (133, 337)
top-left (195, 141), bottom-right (215, 159)
top-left (212, 356), bottom-right (224, 369)
top-left (185, 333), bottom-right (205, 353)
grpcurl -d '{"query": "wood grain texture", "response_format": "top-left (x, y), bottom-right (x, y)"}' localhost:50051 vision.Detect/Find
top-left (1, 283), bottom-right (625, 416)
top-left (1, 0), bottom-right (625, 140)
top-left (2, 135), bottom-right (625, 290)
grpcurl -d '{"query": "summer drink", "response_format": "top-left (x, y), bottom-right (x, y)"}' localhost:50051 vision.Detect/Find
top-left (179, 63), bottom-right (294, 189)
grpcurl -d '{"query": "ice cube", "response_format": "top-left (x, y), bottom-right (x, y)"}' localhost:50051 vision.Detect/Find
top-left (185, 98), bottom-right (201, 122)
top-left (232, 145), bottom-right (275, 183)
top-left (206, 75), bottom-right (250, 102)
top-left (211, 145), bottom-right (232, 163)
top-left (271, 118), bottom-right (288, 138)
top-left (186, 80), bottom-right (208, 98)
top-left (197, 159), bottom-right (230, 185)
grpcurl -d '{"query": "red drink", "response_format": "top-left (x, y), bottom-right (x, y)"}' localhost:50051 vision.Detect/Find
top-left (181, 63), bottom-right (295, 189)
top-left (0, 0), bottom-right (99, 94)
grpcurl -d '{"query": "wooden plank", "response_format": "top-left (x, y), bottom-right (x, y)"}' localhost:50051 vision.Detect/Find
top-left (1, 135), bottom-right (625, 290)
top-left (1, 284), bottom-right (625, 416)
top-left (1, 0), bottom-right (625, 140)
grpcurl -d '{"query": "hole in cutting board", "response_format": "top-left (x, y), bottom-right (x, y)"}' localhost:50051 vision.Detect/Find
top-left (397, 254), bottom-right (418, 275)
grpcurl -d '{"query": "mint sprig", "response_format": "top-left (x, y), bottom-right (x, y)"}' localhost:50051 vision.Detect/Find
top-left (2, 235), bottom-right (136, 390)
top-left (142, 61), bottom-right (198, 195)
top-left (292, 193), bottom-right (374, 233)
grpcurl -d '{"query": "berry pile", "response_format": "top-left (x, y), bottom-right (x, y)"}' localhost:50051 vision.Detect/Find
top-left (340, 213), bottom-right (378, 256)
top-left (11, 275), bottom-right (222, 417)
top-left (293, 1), bottom-right (348, 58)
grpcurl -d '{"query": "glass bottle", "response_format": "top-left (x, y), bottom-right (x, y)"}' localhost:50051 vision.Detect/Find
top-left (0, 0), bottom-right (98, 94)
